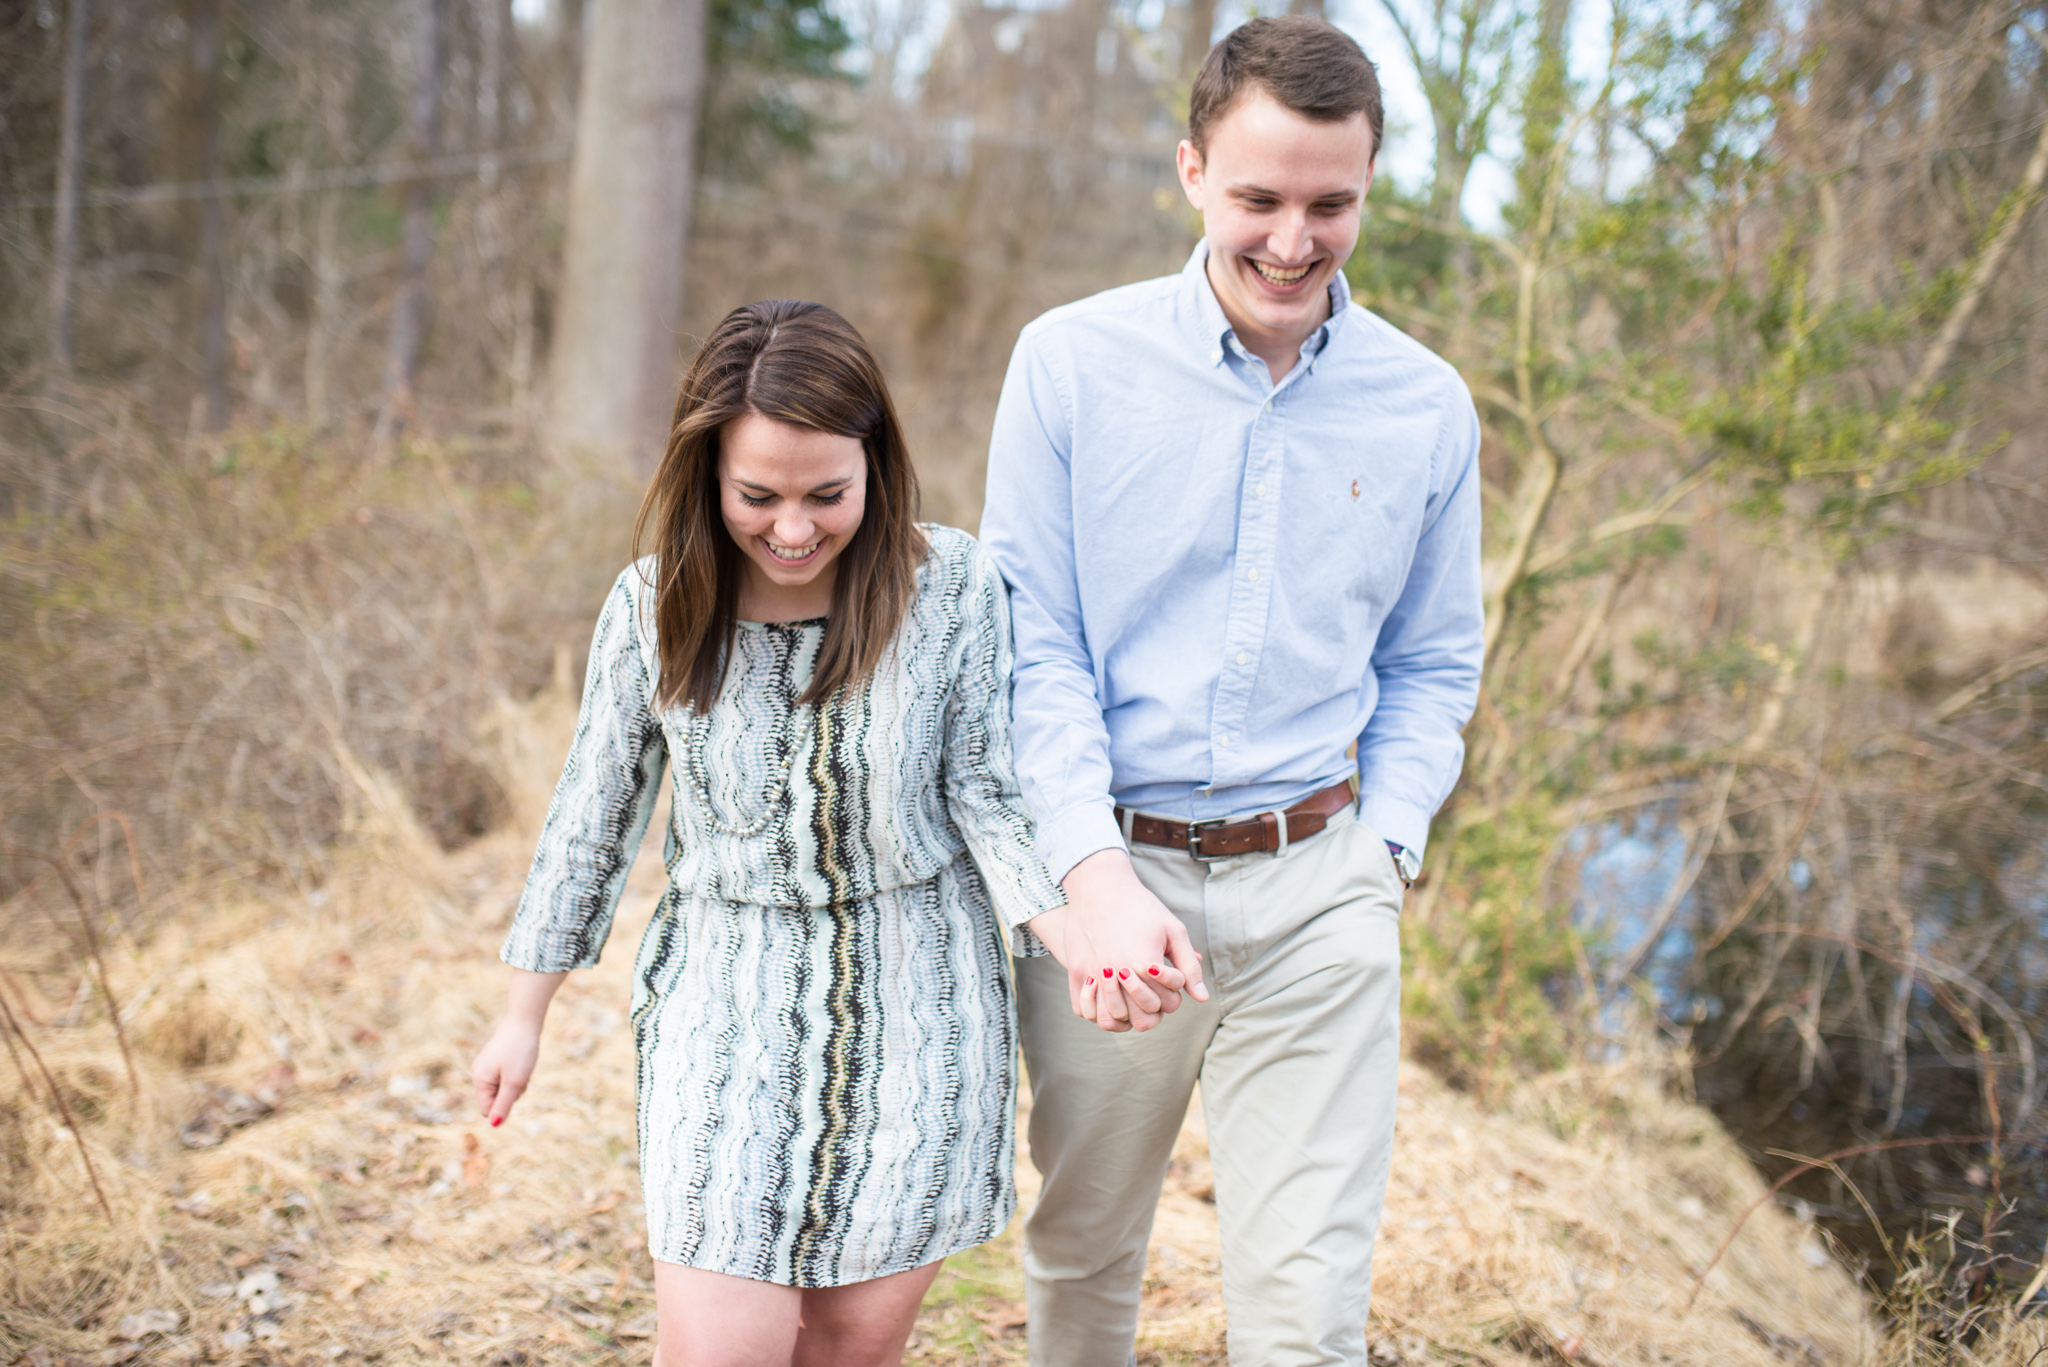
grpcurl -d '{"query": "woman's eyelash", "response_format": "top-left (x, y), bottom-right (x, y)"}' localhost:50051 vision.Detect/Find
top-left (738, 490), bottom-right (847, 507)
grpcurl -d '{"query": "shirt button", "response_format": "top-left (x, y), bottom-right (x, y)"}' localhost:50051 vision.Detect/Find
top-left (1236, 651), bottom-right (1249, 665)
top-left (1263, 400), bottom-right (1272, 411)
top-left (1255, 482), bottom-right (1267, 497)
top-left (1247, 568), bottom-right (1259, 582)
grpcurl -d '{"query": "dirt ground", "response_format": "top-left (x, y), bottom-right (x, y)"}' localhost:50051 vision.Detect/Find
top-left (3, 698), bottom-right (1904, 1365)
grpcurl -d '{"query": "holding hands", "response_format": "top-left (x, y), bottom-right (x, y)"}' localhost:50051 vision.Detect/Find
top-left (1029, 849), bottom-right (1208, 1033)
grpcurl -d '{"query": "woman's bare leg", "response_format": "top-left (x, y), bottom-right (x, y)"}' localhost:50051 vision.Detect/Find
top-left (653, 1263), bottom-right (801, 1367)
top-left (790, 1260), bottom-right (943, 1367)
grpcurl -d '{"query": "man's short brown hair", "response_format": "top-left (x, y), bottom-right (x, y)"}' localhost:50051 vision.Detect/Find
top-left (1188, 16), bottom-right (1382, 159)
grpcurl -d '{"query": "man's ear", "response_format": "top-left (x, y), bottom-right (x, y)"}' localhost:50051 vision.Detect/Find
top-left (1176, 139), bottom-right (1205, 211)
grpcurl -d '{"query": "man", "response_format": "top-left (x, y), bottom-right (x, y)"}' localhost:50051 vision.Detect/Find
top-left (979, 16), bottom-right (1485, 1366)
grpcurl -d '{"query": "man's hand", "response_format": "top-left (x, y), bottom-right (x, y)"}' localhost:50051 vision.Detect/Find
top-left (1027, 849), bottom-right (1207, 1032)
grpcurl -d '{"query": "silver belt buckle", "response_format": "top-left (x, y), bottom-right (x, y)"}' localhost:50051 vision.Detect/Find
top-left (1186, 817), bottom-right (1232, 862)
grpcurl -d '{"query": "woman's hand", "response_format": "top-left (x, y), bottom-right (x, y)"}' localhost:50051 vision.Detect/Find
top-left (1031, 850), bottom-right (1205, 1033)
top-left (471, 969), bottom-right (567, 1125)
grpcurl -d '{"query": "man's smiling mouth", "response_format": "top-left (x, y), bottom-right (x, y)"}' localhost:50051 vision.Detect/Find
top-left (1250, 259), bottom-right (1314, 286)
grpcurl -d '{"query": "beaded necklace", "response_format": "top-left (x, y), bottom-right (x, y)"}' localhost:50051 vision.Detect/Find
top-left (678, 628), bottom-right (818, 839)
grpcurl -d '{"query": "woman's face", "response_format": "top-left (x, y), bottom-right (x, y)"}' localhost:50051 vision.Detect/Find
top-left (718, 411), bottom-right (868, 611)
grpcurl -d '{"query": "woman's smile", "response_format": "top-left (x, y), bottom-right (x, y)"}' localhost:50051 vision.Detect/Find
top-left (762, 536), bottom-right (821, 565)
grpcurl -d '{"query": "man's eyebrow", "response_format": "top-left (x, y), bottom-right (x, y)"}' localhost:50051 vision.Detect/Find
top-left (1226, 181), bottom-right (1361, 203)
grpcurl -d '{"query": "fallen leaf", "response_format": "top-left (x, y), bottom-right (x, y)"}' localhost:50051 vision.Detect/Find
top-left (587, 1190), bottom-right (625, 1215)
top-left (971, 1300), bottom-right (1029, 1336)
top-left (251, 1060), bottom-right (296, 1107)
top-left (116, 1307), bottom-right (181, 1340)
top-left (179, 1088), bottom-right (273, 1148)
top-left (463, 1133), bottom-right (492, 1188)
top-left (617, 1312), bottom-right (658, 1340)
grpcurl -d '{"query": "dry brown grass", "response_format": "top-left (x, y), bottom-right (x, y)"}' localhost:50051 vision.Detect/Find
top-left (3, 692), bottom-right (2043, 1367)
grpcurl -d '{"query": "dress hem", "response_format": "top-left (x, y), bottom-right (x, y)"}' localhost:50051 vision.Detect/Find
top-left (643, 1198), bottom-right (1018, 1289)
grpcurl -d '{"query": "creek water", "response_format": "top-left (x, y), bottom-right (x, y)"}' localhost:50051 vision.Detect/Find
top-left (1568, 811), bottom-right (2047, 1295)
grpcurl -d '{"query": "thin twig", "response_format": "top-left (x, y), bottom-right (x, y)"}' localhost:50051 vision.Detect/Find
top-left (1888, 105), bottom-right (2048, 424)
top-left (1685, 1134), bottom-right (1997, 1310)
top-left (1601, 764), bottom-right (1736, 999)
top-left (1698, 769), bottom-right (1827, 952)
top-left (0, 984), bottom-right (117, 1225)
top-left (1757, 922), bottom-right (2037, 1130)
top-left (3, 842), bottom-right (141, 1101)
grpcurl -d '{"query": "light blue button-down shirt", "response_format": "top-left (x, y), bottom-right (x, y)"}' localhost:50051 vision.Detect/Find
top-left (980, 242), bottom-right (1485, 883)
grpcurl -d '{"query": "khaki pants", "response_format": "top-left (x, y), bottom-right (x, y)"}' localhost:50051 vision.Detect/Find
top-left (1017, 808), bottom-right (1404, 1367)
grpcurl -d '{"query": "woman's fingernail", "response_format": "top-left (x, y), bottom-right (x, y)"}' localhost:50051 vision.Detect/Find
top-left (1102, 967), bottom-right (1114, 977)
top-left (490, 1116), bottom-right (502, 1127)
top-left (1118, 970), bottom-right (1130, 980)
top-left (1147, 966), bottom-right (1161, 976)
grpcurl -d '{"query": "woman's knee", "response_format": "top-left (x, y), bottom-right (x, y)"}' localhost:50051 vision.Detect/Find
top-left (788, 1262), bottom-right (941, 1367)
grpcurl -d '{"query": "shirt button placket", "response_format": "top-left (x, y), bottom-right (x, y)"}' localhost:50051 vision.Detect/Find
top-left (1217, 394), bottom-right (1282, 785)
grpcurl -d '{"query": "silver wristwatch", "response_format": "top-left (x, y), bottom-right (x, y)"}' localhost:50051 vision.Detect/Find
top-left (1385, 840), bottom-right (1419, 888)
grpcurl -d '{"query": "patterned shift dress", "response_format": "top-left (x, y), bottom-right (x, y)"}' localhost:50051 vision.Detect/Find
top-left (501, 526), bottom-right (1063, 1288)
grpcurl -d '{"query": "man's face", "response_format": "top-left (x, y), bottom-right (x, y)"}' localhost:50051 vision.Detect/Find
top-left (1177, 88), bottom-right (1375, 349)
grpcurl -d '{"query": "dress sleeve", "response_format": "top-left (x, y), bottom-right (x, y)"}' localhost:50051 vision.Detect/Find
top-left (942, 543), bottom-right (1068, 957)
top-left (502, 574), bottom-right (669, 972)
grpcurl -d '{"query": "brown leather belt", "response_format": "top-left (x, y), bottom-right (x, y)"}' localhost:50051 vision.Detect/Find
top-left (1116, 779), bottom-right (1357, 862)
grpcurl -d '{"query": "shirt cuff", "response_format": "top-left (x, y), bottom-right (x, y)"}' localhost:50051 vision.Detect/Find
top-left (1357, 793), bottom-right (1432, 862)
top-left (1035, 798), bottom-right (1125, 885)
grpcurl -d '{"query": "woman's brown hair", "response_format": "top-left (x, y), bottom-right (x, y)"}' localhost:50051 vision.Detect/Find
top-left (631, 300), bottom-right (924, 713)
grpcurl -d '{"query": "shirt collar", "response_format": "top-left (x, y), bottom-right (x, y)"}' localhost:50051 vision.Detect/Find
top-left (1183, 239), bottom-right (1351, 370)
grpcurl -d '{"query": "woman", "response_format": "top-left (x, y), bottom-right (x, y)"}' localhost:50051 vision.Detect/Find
top-left (470, 300), bottom-right (1063, 1367)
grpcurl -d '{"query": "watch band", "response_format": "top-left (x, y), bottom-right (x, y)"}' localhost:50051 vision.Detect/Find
top-left (1385, 840), bottom-right (1419, 888)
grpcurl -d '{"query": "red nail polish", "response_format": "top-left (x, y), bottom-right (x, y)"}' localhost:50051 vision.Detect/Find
top-left (1148, 966), bottom-right (1161, 976)
top-left (1103, 967), bottom-right (1114, 977)
top-left (1119, 970), bottom-right (1130, 980)
top-left (490, 1116), bottom-right (502, 1127)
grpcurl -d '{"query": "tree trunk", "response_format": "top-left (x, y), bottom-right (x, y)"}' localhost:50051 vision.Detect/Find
top-left (477, 0), bottom-right (514, 152)
top-left (166, 0), bottom-right (231, 430)
top-left (304, 189), bottom-right (343, 427)
top-left (376, 0), bottom-right (447, 446)
top-left (49, 0), bottom-right (90, 373)
top-left (547, 0), bottom-right (707, 470)
top-left (1182, 0), bottom-right (1218, 78)
top-left (193, 0), bottom-right (228, 432)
